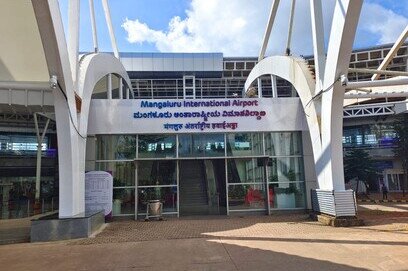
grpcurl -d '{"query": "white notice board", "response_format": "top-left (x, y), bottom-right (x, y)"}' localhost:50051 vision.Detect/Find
top-left (85, 171), bottom-right (113, 217)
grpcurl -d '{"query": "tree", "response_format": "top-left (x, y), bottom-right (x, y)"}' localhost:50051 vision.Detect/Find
top-left (344, 149), bottom-right (379, 194)
top-left (393, 114), bottom-right (408, 197)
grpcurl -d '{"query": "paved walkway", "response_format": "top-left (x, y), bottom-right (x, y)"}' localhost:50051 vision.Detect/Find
top-left (1, 212), bottom-right (408, 271)
top-left (358, 193), bottom-right (408, 203)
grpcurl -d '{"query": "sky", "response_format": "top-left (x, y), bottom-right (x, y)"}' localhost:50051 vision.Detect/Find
top-left (58, 0), bottom-right (408, 57)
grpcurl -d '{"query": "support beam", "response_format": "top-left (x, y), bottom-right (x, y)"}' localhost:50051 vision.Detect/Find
top-left (0, 81), bottom-right (51, 91)
top-left (320, 0), bottom-right (363, 190)
top-left (258, 0), bottom-right (280, 61)
top-left (88, 0), bottom-right (98, 53)
top-left (309, 0), bottom-right (325, 92)
top-left (346, 77), bottom-right (408, 89)
top-left (67, 0), bottom-right (80, 89)
top-left (34, 113), bottom-right (50, 201)
top-left (349, 68), bottom-right (408, 77)
top-left (344, 92), bottom-right (408, 99)
top-left (285, 0), bottom-right (296, 55)
top-left (32, 0), bottom-right (82, 218)
top-left (372, 25), bottom-right (408, 80)
top-left (101, 0), bottom-right (119, 58)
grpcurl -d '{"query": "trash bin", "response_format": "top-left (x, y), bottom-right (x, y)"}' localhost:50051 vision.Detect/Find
top-left (145, 200), bottom-right (163, 220)
top-left (148, 200), bottom-right (162, 216)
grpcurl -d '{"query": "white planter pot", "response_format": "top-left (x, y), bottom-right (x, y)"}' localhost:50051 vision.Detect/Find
top-left (276, 193), bottom-right (296, 209)
top-left (112, 199), bottom-right (122, 215)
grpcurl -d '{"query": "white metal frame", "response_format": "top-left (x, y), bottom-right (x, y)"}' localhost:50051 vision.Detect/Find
top-left (183, 75), bottom-right (196, 99)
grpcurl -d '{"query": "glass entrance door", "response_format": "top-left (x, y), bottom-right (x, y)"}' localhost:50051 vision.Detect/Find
top-left (136, 160), bottom-right (178, 218)
top-left (179, 159), bottom-right (226, 215)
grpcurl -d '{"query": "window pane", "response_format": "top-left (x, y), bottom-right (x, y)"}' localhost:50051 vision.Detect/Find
top-left (269, 182), bottom-right (305, 209)
top-left (265, 132), bottom-right (302, 156)
top-left (137, 187), bottom-right (178, 213)
top-left (113, 188), bottom-right (135, 215)
top-left (227, 158), bottom-right (265, 183)
top-left (96, 162), bottom-right (135, 187)
top-left (226, 133), bottom-right (263, 156)
top-left (96, 135), bottom-right (136, 160)
top-left (228, 184), bottom-right (266, 210)
top-left (137, 160), bottom-right (177, 186)
top-left (178, 134), bottom-right (225, 157)
top-left (268, 157), bottom-right (304, 183)
top-left (138, 135), bottom-right (176, 158)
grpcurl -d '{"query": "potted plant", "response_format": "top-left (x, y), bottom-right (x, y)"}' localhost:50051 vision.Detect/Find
top-left (143, 181), bottom-right (163, 218)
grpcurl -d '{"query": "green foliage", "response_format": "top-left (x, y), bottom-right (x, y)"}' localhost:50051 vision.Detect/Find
top-left (344, 149), bottom-right (379, 188)
top-left (116, 136), bottom-right (136, 158)
top-left (229, 185), bottom-right (248, 199)
top-left (393, 115), bottom-right (408, 192)
top-left (139, 188), bottom-right (163, 202)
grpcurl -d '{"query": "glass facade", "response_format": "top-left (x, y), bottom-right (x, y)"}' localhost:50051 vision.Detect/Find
top-left (96, 135), bottom-right (136, 160)
top-left (91, 131), bottom-right (305, 217)
top-left (0, 133), bottom-right (58, 220)
top-left (138, 135), bottom-right (176, 158)
top-left (226, 133), bottom-right (263, 156)
top-left (343, 124), bottom-right (397, 148)
top-left (178, 134), bottom-right (225, 157)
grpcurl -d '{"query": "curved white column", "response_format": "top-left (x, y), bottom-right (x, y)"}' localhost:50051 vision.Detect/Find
top-left (244, 56), bottom-right (324, 186)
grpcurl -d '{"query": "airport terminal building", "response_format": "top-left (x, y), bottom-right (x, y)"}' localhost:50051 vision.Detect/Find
top-left (1, 43), bottom-right (407, 219)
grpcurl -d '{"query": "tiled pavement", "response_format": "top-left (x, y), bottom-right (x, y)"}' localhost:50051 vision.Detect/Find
top-left (1, 212), bottom-right (408, 270)
top-left (73, 214), bottom-right (318, 244)
top-left (72, 212), bottom-right (408, 246)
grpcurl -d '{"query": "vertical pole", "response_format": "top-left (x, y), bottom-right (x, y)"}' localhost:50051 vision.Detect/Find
top-left (34, 114), bottom-right (42, 202)
top-left (285, 0), bottom-right (296, 55)
top-left (224, 78), bottom-right (227, 98)
top-left (107, 74), bottom-right (112, 99)
top-left (176, 159), bottom-right (180, 217)
top-left (224, 133), bottom-right (227, 157)
top-left (265, 157), bottom-right (270, 215)
top-left (225, 158), bottom-right (229, 215)
top-left (310, 0), bottom-right (326, 92)
top-left (101, 0), bottom-right (120, 58)
top-left (271, 75), bottom-right (278, 98)
top-left (88, 0), bottom-right (99, 53)
top-left (257, 78), bottom-right (263, 98)
top-left (34, 115), bottom-right (50, 202)
top-left (151, 79), bottom-right (154, 99)
top-left (119, 78), bottom-right (123, 99)
top-left (68, 0), bottom-right (80, 88)
top-left (135, 135), bottom-right (139, 219)
top-left (135, 160), bottom-right (138, 220)
top-left (259, 0), bottom-right (281, 61)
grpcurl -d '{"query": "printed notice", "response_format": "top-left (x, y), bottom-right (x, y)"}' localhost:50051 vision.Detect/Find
top-left (85, 171), bottom-right (113, 217)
